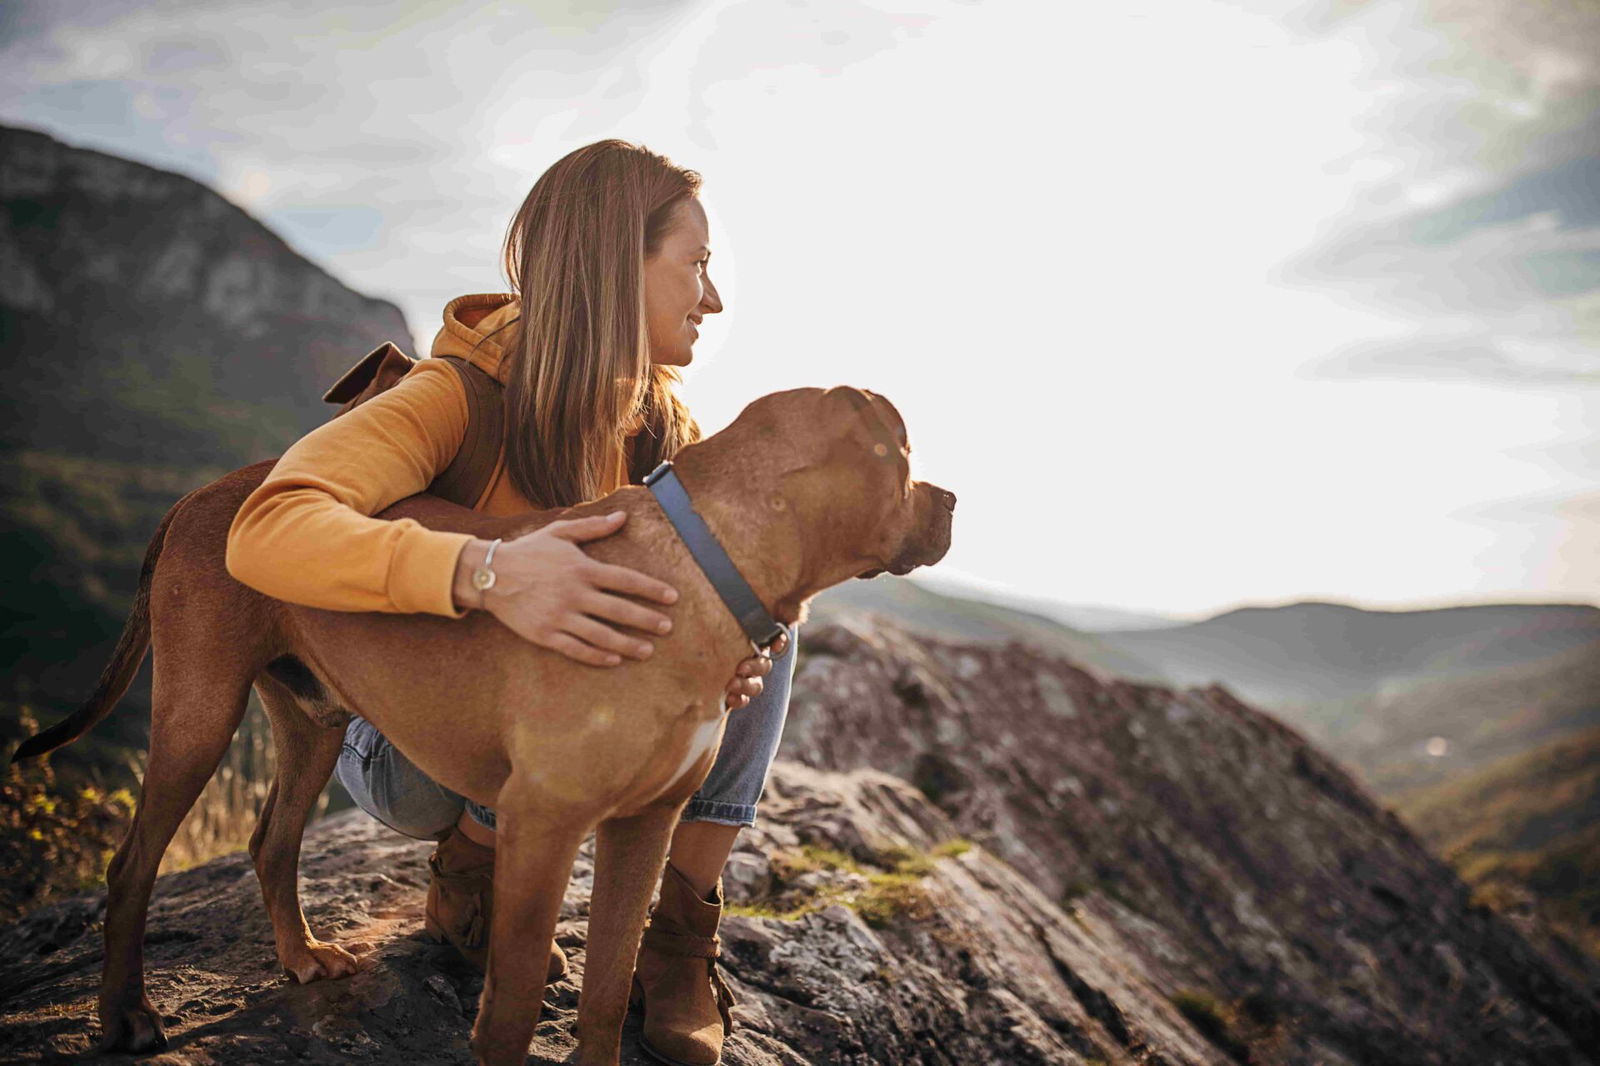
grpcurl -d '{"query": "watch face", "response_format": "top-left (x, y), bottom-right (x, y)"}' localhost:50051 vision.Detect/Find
top-left (471, 568), bottom-right (496, 592)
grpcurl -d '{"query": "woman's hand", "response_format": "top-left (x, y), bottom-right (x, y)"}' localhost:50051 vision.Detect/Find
top-left (453, 511), bottom-right (679, 667)
top-left (724, 628), bottom-right (789, 711)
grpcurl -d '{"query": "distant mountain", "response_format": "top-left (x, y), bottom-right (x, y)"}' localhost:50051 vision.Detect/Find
top-left (1096, 600), bottom-right (1600, 748)
top-left (1357, 635), bottom-right (1600, 793)
top-left (0, 122), bottom-right (414, 466)
top-left (810, 575), bottom-right (1168, 683)
top-left (0, 122), bottom-right (415, 749)
top-left (910, 573), bottom-right (1184, 632)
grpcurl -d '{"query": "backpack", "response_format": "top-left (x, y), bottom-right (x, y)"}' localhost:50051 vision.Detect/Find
top-left (320, 341), bottom-right (505, 509)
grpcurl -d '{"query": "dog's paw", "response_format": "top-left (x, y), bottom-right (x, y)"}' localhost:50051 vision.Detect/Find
top-left (281, 938), bottom-right (362, 984)
top-left (99, 998), bottom-right (168, 1054)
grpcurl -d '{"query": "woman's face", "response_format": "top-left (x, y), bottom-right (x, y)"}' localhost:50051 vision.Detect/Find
top-left (643, 197), bottom-right (722, 367)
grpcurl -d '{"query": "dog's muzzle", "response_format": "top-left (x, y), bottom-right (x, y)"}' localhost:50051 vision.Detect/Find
top-left (858, 483), bottom-right (956, 579)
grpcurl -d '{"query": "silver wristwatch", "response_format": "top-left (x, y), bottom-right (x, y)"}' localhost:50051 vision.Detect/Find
top-left (471, 538), bottom-right (503, 607)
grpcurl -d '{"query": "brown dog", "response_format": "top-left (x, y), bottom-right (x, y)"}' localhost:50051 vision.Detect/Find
top-left (15, 385), bottom-right (955, 1066)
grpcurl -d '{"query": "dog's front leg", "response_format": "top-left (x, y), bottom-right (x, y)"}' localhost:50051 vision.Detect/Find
top-left (576, 800), bottom-right (685, 1066)
top-left (470, 784), bottom-right (589, 1066)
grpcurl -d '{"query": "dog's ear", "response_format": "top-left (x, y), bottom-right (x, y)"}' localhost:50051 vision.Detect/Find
top-left (824, 385), bottom-right (875, 418)
top-left (825, 386), bottom-right (907, 451)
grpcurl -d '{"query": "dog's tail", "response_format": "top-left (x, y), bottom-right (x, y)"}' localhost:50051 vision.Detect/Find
top-left (11, 489), bottom-right (197, 763)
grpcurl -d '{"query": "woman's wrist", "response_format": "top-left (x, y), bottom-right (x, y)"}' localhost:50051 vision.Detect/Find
top-left (451, 537), bottom-right (495, 613)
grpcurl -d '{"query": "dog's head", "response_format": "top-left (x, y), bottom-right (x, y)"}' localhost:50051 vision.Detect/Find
top-left (734, 385), bottom-right (955, 585)
top-left (830, 386), bottom-right (956, 580)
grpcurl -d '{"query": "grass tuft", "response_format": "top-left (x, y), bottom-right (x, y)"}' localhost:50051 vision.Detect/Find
top-left (729, 836), bottom-right (972, 928)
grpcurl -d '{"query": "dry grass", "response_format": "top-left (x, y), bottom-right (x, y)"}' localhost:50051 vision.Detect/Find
top-left (156, 701), bottom-right (333, 875)
top-left (4, 699), bottom-right (330, 919)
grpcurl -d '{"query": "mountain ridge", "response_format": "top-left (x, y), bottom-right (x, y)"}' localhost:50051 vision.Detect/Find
top-left (0, 121), bottom-right (415, 466)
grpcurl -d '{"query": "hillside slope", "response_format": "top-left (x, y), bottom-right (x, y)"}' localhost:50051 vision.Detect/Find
top-left (1361, 637), bottom-right (1600, 792)
top-left (1395, 724), bottom-right (1600, 962)
top-left (1095, 601), bottom-right (1600, 780)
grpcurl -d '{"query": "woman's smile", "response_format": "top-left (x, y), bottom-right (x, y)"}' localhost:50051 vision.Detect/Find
top-left (643, 197), bottom-right (721, 366)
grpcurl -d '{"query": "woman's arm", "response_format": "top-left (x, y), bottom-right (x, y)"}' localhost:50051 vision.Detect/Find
top-left (226, 359), bottom-right (476, 618)
top-left (225, 358), bottom-right (682, 666)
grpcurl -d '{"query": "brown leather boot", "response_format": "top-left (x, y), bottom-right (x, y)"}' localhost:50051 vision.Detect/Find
top-left (423, 825), bottom-right (568, 982)
top-left (628, 861), bottom-right (738, 1066)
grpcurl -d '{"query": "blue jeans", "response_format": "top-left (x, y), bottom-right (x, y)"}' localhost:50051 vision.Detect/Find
top-left (334, 623), bottom-right (797, 839)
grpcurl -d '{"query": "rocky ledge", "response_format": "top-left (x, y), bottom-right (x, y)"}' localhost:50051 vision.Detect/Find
top-left (2, 618), bottom-right (1597, 1064)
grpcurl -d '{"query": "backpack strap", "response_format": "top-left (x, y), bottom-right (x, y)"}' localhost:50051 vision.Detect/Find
top-left (429, 355), bottom-right (505, 509)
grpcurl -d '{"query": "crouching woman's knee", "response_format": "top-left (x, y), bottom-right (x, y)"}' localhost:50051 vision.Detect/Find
top-left (335, 716), bottom-right (467, 841)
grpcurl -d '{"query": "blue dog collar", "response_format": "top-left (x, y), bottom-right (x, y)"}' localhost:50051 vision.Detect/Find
top-left (644, 460), bottom-right (786, 650)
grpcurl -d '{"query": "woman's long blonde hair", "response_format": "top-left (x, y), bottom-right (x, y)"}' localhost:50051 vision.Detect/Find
top-left (497, 138), bottom-right (704, 508)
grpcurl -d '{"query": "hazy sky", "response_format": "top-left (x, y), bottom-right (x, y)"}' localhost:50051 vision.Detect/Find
top-left (3, 0), bottom-right (1597, 620)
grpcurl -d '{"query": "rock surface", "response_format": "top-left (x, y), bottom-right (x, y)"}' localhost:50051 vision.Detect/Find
top-left (781, 618), bottom-right (1600, 1062)
top-left (0, 769), bottom-right (1214, 1066)
top-left (3, 619), bottom-right (1598, 1064)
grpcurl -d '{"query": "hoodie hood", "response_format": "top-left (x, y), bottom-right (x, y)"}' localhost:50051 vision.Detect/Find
top-left (431, 292), bottom-right (520, 384)
top-left (431, 292), bottom-right (651, 438)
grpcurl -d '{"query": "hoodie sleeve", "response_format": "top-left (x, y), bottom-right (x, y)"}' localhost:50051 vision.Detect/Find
top-left (225, 358), bottom-right (476, 618)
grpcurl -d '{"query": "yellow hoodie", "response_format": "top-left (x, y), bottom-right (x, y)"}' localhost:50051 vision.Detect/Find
top-left (225, 293), bottom-right (644, 620)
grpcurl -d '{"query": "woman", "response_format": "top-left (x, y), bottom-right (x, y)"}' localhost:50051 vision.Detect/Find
top-left (225, 138), bottom-right (795, 1066)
